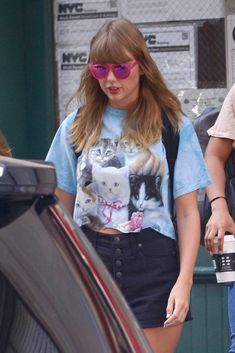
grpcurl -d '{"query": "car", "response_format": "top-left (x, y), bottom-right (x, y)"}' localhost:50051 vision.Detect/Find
top-left (0, 156), bottom-right (153, 353)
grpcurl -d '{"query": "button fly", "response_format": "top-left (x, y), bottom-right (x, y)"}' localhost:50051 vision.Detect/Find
top-left (115, 248), bottom-right (122, 255)
top-left (116, 272), bottom-right (123, 278)
top-left (115, 260), bottom-right (122, 267)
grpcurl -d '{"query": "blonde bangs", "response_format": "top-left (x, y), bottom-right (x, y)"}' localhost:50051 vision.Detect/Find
top-left (90, 42), bottom-right (133, 64)
top-left (89, 21), bottom-right (142, 64)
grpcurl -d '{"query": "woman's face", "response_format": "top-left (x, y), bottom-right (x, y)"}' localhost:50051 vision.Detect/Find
top-left (97, 58), bottom-right (141, 110)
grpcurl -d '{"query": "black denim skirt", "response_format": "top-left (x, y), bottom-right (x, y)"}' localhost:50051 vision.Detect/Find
top-left (82, 226), bottom-right (192, 328)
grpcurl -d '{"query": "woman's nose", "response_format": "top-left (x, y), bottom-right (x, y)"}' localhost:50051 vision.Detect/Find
top-left (106, 68), bottom-right (116, 81)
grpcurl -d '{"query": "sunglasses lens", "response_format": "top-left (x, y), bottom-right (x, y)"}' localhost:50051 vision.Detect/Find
top-left (89, 62), bottom-right (136, 80)
top-left (113, 64), bottom-right (130, 79)
top-left (90, 65), bottom-right (108, 79)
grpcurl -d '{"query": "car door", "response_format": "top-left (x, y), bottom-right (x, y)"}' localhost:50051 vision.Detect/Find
top-left (0, 156), bottom-right (153, 353)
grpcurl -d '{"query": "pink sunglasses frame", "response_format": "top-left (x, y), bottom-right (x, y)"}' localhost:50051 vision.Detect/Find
top-left (88, 60), bottom-right (140, 80)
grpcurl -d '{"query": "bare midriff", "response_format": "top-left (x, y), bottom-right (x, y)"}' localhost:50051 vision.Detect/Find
top-left (87, 225), bottom-right (123, 235)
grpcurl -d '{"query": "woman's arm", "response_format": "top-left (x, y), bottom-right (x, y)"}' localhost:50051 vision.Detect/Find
top-left (164, 190), bottom-right (200, 327)
top-left (205, 136), bottom-right (235, 254)
top-left (55, 188), bottom-right (76, 215)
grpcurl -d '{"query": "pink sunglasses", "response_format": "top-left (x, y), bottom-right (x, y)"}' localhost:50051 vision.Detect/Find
top-left (88, 60), bottom-right (139, 80)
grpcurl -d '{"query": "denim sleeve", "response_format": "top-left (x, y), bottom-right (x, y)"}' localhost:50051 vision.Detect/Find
top-left (173, 116), bottom-right (211, 199)
top-left (46, 111), bottom-right (78, 195)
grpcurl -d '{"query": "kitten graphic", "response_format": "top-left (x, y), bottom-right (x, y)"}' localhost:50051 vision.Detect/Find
top-left (118, 135), bottom-right (164, 176)
top-left (73, 184), bottom-right (103, 227)
top-left (77, 138), bottom-right (122, 187)
top-left (92, 164), bottom-right (130, 226)
top-left (129, 174), bottom-right (164, 228)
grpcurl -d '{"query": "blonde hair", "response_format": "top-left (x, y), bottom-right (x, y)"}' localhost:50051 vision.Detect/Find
top-left (0, 131), bottom-right (12, 157)
top-left (70, 18), bottom-right (182, 152)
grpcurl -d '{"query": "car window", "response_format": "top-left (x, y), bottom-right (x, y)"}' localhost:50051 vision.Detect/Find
top-left (0, 272), bottom-right (60, 353)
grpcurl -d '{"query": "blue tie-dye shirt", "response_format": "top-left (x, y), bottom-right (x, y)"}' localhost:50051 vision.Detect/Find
top-left (46, 105), bottom-right (211, 240)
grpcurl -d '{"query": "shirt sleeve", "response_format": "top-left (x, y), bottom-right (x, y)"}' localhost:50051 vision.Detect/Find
top-left (46, 110), bottom-right (78, 195)
top-left (207, 84), bottom-right (235, 140)
top-left (174, 116), bottom-right (211, 199)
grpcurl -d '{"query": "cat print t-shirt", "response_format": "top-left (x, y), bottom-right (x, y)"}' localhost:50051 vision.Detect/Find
top-left (46, 105), bottom-right (211, 240)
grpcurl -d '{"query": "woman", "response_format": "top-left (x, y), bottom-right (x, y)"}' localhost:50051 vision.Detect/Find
top-left (47, 18), bottom-right (211, 353)
top-left (205, 84), bottom-right (235, 353)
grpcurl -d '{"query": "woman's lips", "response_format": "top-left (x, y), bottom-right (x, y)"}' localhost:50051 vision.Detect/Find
top-left (106, 86), bottom-right (120, 95)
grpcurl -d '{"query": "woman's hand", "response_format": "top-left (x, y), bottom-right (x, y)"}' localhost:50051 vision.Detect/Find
top-left (164, 279), bottom-right (191, 327)
top-left (164, 191), bottom-right (200, 328)
top-left (205, 202), bottom-right (235, 255)
top-left (205, 136), bottom-right (235, 254)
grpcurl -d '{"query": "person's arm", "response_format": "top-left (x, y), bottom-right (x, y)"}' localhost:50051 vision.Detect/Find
top-left (205, 136), bottom-right (235, 254)
top-left (45, 111), bottom-right (79, 216)
top-left (164, 190), bottom-right (200, 327)
top-left (55, 188), bottom-right (76, 215)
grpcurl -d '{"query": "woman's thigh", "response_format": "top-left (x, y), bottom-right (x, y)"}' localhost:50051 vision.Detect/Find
top-left (144, 324), bottom-right (183, 353)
